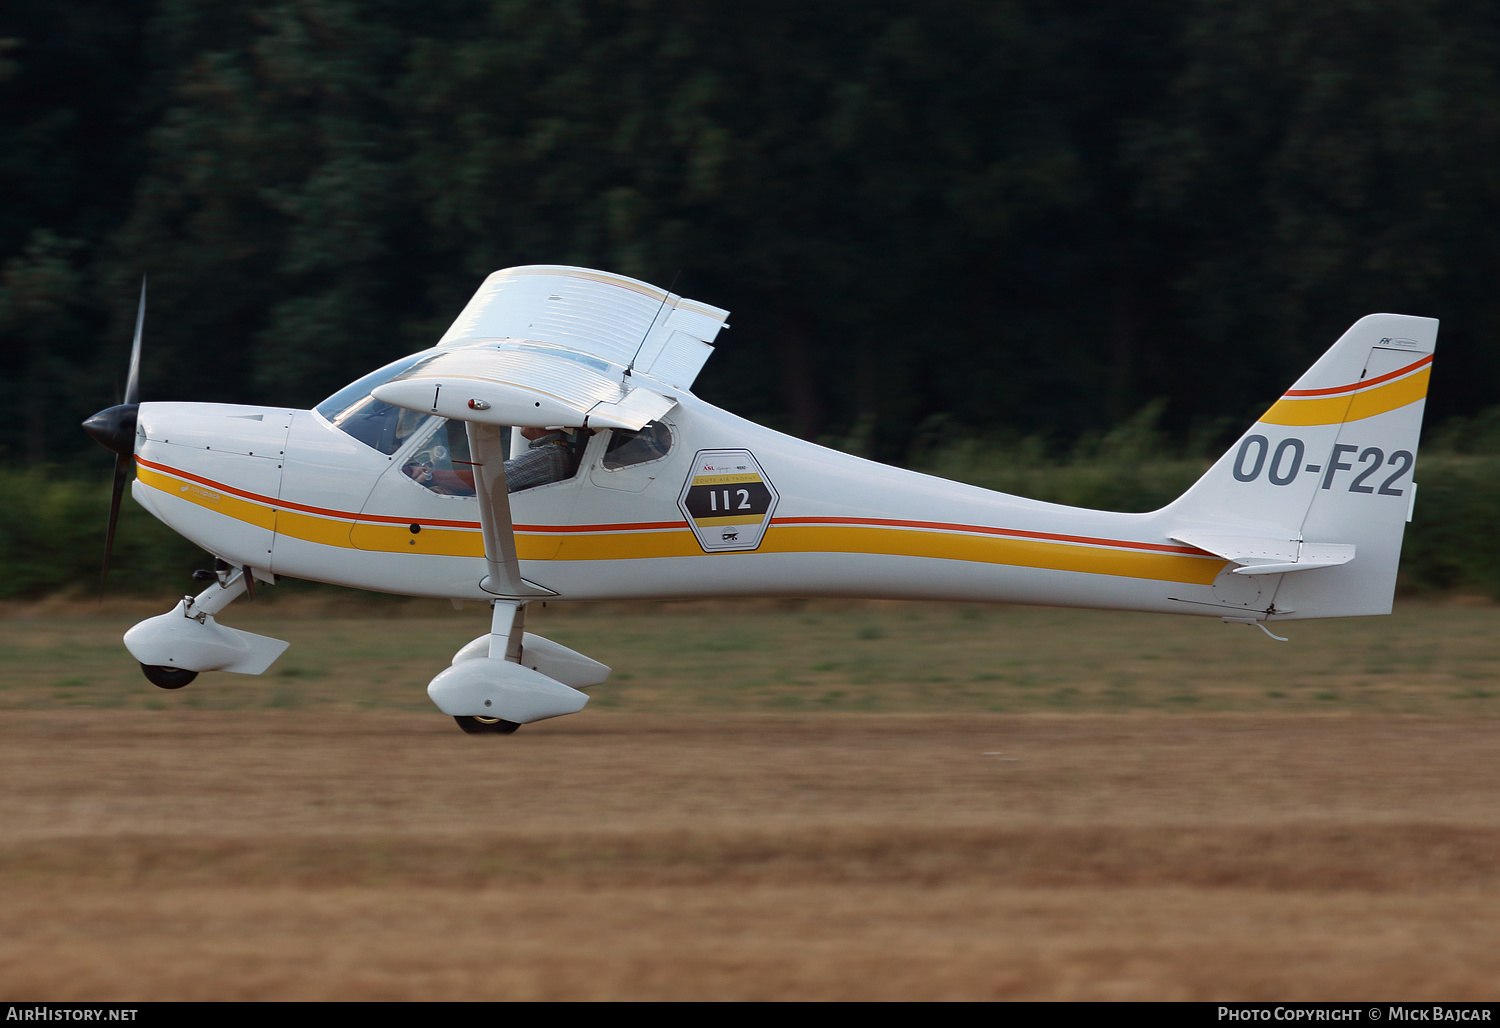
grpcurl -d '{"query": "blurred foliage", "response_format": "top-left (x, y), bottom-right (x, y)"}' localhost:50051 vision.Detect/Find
top-left (5, 1), bottom-right (1500, 467)
top-left (0, 468), bottom-right (203, 598)
top-left (909, 400), bottom-right (1213, 512)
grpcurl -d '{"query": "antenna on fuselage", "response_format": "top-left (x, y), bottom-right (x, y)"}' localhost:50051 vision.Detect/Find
top-left (624, 268), bottom-right (681, 381)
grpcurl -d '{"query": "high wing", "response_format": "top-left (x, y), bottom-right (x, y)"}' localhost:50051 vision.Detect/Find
top-left (371, 265), bottom-right (729, 431)
top-left (371, 266), bottom-right (730, 597)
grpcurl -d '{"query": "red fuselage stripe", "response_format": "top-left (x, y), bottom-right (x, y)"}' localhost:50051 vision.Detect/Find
top-left (137, 457), bottom-right (1208, 556)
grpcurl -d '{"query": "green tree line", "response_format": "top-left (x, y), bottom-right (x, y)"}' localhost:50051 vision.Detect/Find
top-left (6, 1), bottom-right (1500, 467)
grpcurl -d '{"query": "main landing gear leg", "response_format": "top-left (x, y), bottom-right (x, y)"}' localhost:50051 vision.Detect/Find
top-left (450, 599), bottom-right (527, 735)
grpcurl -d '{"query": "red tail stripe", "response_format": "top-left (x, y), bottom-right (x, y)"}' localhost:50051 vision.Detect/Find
top-left (1282, 354), bottom-right (1431, 397)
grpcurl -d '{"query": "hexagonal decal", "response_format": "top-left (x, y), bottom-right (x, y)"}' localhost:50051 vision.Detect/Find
top-left (677, 449), bottom-right (779, 552)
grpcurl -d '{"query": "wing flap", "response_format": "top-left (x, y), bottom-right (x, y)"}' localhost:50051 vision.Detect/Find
top-left (587, 385), bottom-right (678, 431)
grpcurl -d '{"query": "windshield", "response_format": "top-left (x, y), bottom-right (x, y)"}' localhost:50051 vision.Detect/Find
top-left (316, 351), bottom-right (436, 454)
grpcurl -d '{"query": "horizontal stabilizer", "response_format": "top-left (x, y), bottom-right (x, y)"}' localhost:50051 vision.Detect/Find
top-left (1172, 532), bottom-right (1355, 576)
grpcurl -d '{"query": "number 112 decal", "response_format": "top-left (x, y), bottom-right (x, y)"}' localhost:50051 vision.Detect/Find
top-left (679, 449), bottom-right (780, 552)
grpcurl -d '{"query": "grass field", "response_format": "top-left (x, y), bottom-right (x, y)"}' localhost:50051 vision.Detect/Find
top-left (5, 594), bottom-right (1500, 715)
top-left (2, 597), bottom-right (1499, 1000)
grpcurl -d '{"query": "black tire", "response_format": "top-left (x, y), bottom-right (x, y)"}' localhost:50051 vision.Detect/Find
top-left (140, 663), bottom-right (198, 690)
top-left (454, 715), bottom-right (520, 735)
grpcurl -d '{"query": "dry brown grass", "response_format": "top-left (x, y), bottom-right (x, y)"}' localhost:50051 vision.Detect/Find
top-left (2, 710), bottom-right (1499, 999)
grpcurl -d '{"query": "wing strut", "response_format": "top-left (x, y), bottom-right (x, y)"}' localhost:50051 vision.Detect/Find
top-left (465, 422), bottom-right (555, 599)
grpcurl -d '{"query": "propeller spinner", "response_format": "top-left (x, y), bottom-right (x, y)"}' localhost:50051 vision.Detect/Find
top-left (82, 277), bottom-right (146, 593)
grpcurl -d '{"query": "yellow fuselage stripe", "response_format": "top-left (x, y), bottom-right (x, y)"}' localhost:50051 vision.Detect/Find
top-left (138, 466), bottom-right (278, 530)
top-left (139, 465), bottom-right (1225, 583)
top-left (551, 525), bottom-right (1223, 583)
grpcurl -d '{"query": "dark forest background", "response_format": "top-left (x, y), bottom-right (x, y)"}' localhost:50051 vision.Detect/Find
top-left (9, 0), bottom-right (1500, 464)
top-left (8, 0), bottom-right (1500, 597)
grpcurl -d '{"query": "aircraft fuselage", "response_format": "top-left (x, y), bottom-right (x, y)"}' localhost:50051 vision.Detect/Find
top-left (131, 394), bottom-right (1238, 616)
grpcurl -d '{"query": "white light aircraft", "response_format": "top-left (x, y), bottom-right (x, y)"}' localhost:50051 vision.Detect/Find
top-left (83, 266), bottom-right (1435, 734)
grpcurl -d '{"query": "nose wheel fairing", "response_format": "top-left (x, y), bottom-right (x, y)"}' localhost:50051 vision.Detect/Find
top-left (123, 570), bottom-right (289, 677)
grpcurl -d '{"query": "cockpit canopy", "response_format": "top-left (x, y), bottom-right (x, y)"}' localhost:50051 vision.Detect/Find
top-left (317, 351), bottom-right (676, 495)
top-left (315, 351), bottom-right (437, 454)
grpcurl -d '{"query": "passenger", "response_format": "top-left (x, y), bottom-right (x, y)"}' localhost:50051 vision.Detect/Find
top-left (503, 426), bottom-right (579, 492)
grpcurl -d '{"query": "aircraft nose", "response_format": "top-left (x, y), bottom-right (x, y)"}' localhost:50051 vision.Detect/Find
top-left (83, 403), bottom-right (140, 457)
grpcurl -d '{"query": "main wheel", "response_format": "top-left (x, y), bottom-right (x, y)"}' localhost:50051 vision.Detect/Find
top-left (454, 715), bottom-right (519, 735)
top-left (140, 663), bottom-right (198, 690)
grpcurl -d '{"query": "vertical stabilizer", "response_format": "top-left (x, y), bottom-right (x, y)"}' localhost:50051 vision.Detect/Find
top-left (1166, 314), bottom-right (1436, 619)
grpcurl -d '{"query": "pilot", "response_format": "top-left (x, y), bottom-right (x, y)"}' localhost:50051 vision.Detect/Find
top-left (503, 426), bottom-right (581, 492)
top-left (403, 424), bottom-right (583, 494)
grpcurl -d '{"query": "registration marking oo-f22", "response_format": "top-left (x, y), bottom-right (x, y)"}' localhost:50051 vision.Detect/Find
top-left (1232, 434), bottom-right (1415, 495)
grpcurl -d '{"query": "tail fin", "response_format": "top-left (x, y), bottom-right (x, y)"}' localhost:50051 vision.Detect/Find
top-left (1166, 314), bottom-right (1437, 620)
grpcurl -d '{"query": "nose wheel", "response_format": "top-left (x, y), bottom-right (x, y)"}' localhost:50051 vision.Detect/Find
top-left (140, 663), bottom-right (199, 690)
top-left (454, 715), bottom-right (519, 735)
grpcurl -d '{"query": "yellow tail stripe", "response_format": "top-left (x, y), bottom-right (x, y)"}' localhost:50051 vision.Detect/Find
top-left (1260, 367), bottom-right (1429, 426)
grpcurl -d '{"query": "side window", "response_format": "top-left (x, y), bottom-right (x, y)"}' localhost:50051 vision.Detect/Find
top-left (401, 419), bottom-right (476, 496)
top-left (602, 421), bottom-right (673, 470)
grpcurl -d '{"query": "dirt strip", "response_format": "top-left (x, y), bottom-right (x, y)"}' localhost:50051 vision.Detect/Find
top-left (1, 711), bottom-right (1498, 999)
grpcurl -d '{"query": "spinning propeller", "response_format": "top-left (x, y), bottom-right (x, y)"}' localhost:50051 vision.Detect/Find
top-left (82, 277), bottom-right (146, 594)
